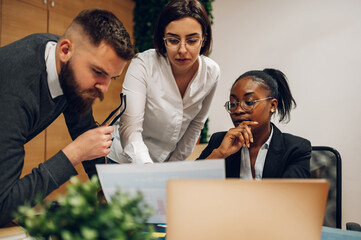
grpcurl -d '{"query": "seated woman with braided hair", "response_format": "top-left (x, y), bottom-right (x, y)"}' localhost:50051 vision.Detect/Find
top-left (198, 68), bottom-right (311, 179)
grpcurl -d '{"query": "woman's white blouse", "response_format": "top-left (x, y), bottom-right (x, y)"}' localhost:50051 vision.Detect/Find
top-left (108, 49), bottom-right (220, 164)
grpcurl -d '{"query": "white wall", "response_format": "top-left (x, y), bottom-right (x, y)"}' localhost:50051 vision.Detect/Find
top-left (209, 0), bottom-right (361, 228)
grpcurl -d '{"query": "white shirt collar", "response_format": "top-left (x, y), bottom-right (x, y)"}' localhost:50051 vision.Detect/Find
top-left (240, 125), bottom-right (274, 179)
top-left (264, 125), bottom-right (274, 148)
top-left (45, 41), bottom-right (63, 99)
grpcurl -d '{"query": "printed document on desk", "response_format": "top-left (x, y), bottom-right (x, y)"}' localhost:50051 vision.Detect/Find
top-left (96, 159), bottom-right (225, 223)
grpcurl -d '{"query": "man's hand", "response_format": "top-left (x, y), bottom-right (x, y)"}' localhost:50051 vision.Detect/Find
top-left (62, 126), bottom-right (114, 166)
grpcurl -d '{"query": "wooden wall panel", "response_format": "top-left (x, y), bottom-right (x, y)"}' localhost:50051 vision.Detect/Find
top-left (0, 0), bottom-right (47, 46)
top-left (47, 0), bottom-right (85, 36)
top-left (18, 0), bottom-right (48, 9)
top-left (21, 133), bottom-right (46, 178)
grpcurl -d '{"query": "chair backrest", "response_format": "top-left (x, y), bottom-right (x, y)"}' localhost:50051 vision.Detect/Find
top-left (310, 146), bottom-right (342, 228)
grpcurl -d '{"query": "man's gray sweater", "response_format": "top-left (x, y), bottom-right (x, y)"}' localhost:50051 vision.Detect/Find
top-left (0, 33), bottom-right (103, 225)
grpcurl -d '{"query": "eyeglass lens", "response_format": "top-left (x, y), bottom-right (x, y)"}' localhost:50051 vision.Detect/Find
top-left (164, 37), bottom-right (202, 49)
top-left (225, 98), bottom-right (271, 113)
top-left (226, 101), bottom-right (254, 113)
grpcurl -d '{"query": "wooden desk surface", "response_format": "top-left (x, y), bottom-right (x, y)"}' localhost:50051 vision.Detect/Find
top-left (186, 144), bottom-right (207, 161)
top-left (0, 225), bottom-right (27, 239)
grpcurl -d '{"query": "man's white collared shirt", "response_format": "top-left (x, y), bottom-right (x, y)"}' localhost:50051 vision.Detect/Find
top-left (45, 41), bottom-right (62, 98)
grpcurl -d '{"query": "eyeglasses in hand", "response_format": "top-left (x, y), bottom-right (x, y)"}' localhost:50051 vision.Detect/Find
top-left (96, 93), bottom-right (126, 126)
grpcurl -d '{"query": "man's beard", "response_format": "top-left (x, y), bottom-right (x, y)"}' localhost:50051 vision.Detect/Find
top-left (59, 60), bottom-right (104, 114)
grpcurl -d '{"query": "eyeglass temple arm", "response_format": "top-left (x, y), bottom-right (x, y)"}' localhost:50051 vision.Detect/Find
top-left (99, 93), bottom-right (125, 126)
top-left (109, 95), bottom-right (126, 126)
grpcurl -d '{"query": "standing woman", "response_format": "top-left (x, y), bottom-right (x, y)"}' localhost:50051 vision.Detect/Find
top-left (108, 0), bottom-right (220, 164)
top-left (198, 69), bottom-right (311, 179)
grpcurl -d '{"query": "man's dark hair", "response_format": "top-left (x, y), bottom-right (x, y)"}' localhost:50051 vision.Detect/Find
top-left (72, 8), bottom-right (134, 60)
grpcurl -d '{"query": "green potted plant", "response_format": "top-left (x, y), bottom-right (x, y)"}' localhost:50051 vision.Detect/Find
top-left (16, 176), bottom-right (154, 240)
top-left (199, 118), bottom-right (210, 144)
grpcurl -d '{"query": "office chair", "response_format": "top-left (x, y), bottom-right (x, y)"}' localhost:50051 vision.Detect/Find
top-left (310, 146), bottom-right (342, 229)
top-left (346, 222), bottom-right (361, 232)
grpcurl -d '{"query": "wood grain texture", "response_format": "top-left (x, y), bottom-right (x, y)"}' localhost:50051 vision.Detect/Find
top-left (0, 0), bottom-right (47, 46)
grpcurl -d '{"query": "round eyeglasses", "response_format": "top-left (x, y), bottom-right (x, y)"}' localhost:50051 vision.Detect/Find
top-left (163, 37), bottom-right (203, 50)
top-left (224, 97), bottom-right (273, 113)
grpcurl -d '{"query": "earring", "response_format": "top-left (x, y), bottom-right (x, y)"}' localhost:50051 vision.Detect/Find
top-left (271, 109), bottom-right (275, 113)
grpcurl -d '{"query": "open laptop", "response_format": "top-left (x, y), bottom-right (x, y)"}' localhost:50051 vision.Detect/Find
top-left (166, 179), bottom-right (329, 240)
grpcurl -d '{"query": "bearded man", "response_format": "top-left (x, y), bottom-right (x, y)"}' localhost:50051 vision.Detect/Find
top-left (0, 9), bottom-right (134, 226)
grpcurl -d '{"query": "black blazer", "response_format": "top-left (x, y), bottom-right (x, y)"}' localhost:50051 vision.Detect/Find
top-left (198, 124), bottom-right (311, 178)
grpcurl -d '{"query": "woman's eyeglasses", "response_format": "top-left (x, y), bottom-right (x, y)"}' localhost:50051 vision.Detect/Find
top-left (96, 93), bottom-right (126, 126)
top-left (224, 97), bottom-right (272, 113)
top-left (163, 37), bottom-right (203, 50)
